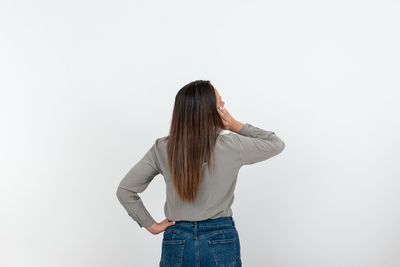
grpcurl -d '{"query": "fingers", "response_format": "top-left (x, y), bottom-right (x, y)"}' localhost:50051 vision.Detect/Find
top-left (164, 218), bottom-right (176, 226)
top-left (217, 109), bottom-right (227, 121)
top-left (218, 106), bottom-right (228, 114)
top-left (218, 106), bottom-right (229, 121)
top-left (163, 221), bottom-right (175, 232)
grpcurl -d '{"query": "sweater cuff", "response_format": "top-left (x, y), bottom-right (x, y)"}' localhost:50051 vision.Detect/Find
top-left (135, 214), bottom-right (156, 228)
top-left (237, 123), bottom-right (252, 136)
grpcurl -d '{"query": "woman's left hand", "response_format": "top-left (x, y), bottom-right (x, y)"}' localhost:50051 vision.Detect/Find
top-left (146, 218), bottom-right (176, 235)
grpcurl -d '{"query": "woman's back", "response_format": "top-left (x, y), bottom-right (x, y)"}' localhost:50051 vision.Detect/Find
top-left (116, 122), bottom-right (285, 228)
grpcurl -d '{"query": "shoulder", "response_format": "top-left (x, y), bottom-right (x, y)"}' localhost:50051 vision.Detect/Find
top-left (218, 132), bottom-right (241, 148)
top-left (153, 136), bottom-right (168, 152)
top-left (144, 137), bottom-right (168, 172)
top-left (155, 136), bottom-right (168, 144)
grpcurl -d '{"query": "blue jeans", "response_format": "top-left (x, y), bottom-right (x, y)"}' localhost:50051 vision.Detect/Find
top-left (159, 216), bottom-right (242, 267)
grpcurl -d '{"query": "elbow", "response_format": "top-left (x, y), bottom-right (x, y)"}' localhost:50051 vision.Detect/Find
top-left (279, 140), bottom-right (285, 152)
top-left (116, 186), bottom-right (139, 203)
top-left (269, 134), bottom-right (285, 155)
top-left (273, 139), bottom-right (285, 155)
top-left (116, 186), bottom-right (127, 203)
top-left (116, 186), bottom-right (122, 201)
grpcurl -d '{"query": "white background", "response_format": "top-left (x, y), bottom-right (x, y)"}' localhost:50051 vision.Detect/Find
top-left (1, 0), bottom-right (399, 266)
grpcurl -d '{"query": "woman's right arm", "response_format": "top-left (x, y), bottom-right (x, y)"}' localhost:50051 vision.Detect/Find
top-left (217, 106), bottom-right (285, 166)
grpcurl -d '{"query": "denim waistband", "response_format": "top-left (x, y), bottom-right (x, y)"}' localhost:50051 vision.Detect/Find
top-left (169, 216), bottom-right (235, 227)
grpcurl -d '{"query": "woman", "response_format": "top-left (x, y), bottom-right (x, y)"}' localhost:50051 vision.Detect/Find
top-left (116, 80), bottom-right (285, 267)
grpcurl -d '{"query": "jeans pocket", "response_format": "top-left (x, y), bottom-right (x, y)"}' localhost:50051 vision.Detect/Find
top-left (208, 237), bottom-right (237, 267)
top-left (161, 239), bottom-right (185, 267)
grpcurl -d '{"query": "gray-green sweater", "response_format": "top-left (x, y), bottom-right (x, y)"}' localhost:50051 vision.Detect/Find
top-left (116, 122), bottom-right (285, 228)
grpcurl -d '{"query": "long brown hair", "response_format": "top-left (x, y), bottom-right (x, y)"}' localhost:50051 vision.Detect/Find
top-left (164, 80), bottom-right (224, 203)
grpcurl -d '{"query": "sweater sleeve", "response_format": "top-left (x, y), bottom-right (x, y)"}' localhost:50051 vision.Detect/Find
top-left (116, 141), bottom-right (161, 228)
top-left (233, 122), bottom-right (285, 166)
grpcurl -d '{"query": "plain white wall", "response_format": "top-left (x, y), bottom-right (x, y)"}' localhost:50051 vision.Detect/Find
top-left (1, 0), bottom-right (399, 266)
